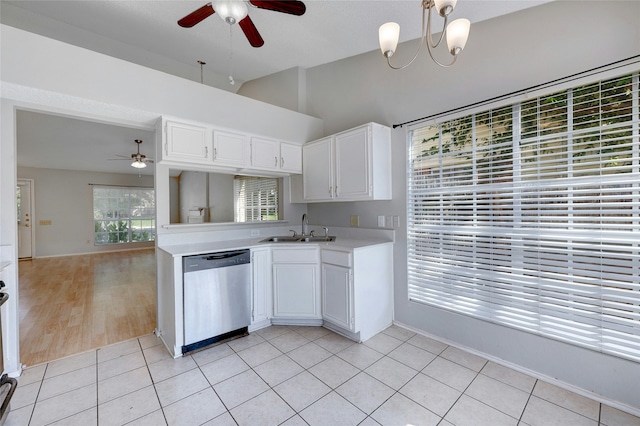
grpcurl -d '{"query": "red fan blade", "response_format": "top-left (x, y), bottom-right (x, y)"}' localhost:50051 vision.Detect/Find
top-left (239, 15), bottom-right (264, 47)
top-left (249, 1), bottom-right (306, 16)
top-left (178, 3), bottom-right (215, 28)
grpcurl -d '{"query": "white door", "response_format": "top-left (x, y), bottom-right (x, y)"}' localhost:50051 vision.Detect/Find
top-left (335, 126), bottom-right (371, 200)
top-left (17, 179), bottom-right (34, 259)
top-left (302, 137), bottom-right (334, 201)
top-left (322, 263), bottom-right (352, 331)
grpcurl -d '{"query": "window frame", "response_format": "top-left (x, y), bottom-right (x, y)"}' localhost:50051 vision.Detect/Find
top-left (406, 70), bottom-right (640, 362)
top-left (93, 185), bottom-right (156, 245)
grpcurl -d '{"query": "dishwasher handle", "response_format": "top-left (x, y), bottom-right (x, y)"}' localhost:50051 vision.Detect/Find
top-left (204, 251), bottom-right (246, 261)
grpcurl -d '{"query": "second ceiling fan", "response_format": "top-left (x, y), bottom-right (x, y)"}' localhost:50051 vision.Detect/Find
top-left (178, 0), bottom-right (306, 48)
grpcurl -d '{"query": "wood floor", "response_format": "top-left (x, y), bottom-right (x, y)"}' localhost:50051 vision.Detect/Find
top-left (18, 248), bottom-right (156, 367)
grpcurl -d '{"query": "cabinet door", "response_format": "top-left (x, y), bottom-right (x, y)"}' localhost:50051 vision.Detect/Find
top-left (303, 137), bottom-right (334, 201)
top-left (251, 137), bottom-right (280, 171)
top-left (273, 264), bottom-right (320, 318)
top-left (322, 263), bottom-right (353, 331)
top-left (251, 248), bottom-right (272, 324)
top-left (213, 130), bottom-right (250, 167)
top-left (165, 121), bottom-right (210, 163)
top-left (335, 126), bottom-right (371, 200)
top-left (280, 142), bottom-right (302, 173)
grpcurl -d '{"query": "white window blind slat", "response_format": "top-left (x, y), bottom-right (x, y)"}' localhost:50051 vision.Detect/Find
top-left (408, 71), bottom-right (640, 362)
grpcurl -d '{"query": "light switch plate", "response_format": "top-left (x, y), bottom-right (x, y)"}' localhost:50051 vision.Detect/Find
top-left (393, 216), bottom-right (400, 228)
top-left (350, 215), bottom-right (360, 227)
top-left (378, 215), bottom-right (385, 227)
top-left (385, 216), bottom-right (392, 228)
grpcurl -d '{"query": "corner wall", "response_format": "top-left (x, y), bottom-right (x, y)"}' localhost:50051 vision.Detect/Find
top-left (243, 0), bottom-right (640, 412)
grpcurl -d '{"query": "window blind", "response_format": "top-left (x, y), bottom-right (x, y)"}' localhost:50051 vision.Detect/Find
top-left (233, 176), bottom-right (279, 222)
top-left (408, 72), bottom-right (640, 361)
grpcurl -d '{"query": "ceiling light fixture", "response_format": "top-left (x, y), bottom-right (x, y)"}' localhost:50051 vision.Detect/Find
top-left (131, 159), bottom-right (147, 169)
top-left (212, 0), bottom-right (248, 25)
top-left (379, 0), bottom-right (470, 69)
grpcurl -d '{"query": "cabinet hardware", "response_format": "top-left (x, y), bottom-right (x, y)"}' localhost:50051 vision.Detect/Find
top-left (281, 156), bottom-right (284, 167)
top-left (205, 147), bottom-right (208, 158)
top-left (275, 156), bottom-right (278, 167)
top-left (213, 148), bottom-right (217, 160)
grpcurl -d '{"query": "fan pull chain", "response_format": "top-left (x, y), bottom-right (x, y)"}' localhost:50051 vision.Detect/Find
top-left (228, 25), bottom-right (235, 86)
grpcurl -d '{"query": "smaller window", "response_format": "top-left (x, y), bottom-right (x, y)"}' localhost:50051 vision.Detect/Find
top-left (93, 186), bottom-right (155, 245)
top-left (233, 176), bottom-right (279, 222)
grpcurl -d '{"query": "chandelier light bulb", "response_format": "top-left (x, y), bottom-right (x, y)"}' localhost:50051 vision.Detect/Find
top-left (433, 0), bottom-right (458, 17)
top-left (379, 22), bottom-right (400, 58)
top-left (446, 18), bottom-right (470, 55)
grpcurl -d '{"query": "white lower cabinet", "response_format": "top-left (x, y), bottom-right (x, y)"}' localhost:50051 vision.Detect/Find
top-left (272, 247), bottom-right (321, 321)
top-left (251, 247), bottom-right (272, 329)
top-left (322, 262), bottom-right (352, 331)
top-left (321, 243), bottom-right (393, 341)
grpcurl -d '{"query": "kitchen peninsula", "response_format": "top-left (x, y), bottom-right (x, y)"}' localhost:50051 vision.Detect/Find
top-left (157, 226), bottom-right (394, 358)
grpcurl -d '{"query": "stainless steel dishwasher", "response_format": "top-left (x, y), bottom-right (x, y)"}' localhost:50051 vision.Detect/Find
top-left (182, 249), bottom-right (251, 354)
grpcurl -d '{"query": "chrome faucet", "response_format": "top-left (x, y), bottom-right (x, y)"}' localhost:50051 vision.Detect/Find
top-left (302, 213), bottom-right (309, 236)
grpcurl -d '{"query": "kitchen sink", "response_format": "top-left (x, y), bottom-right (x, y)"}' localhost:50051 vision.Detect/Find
top-left (259, 235), bottom-right (336, 243)
top-left (259, 236), bottom-right (301, 243)
top-left (298, 236), bottom-right (336, 242)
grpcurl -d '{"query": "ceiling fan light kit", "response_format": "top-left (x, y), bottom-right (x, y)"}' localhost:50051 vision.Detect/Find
top-left (131, 159), bottom-right (147, 169)
top-left (109, 139), bottom-right (153, 169)
top-left (213, 0), bottom-right (248, 24)
top-left (178, 0), bottom-right (306, 48)
top-left (379, 0), bottom-right (470, 69)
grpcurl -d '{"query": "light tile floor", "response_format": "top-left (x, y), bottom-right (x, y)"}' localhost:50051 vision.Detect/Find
top-left (6, 325), bottom-right (640, 426)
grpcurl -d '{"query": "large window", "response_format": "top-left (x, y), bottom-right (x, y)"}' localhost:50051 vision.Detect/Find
top-left (93, 186), bottom-right (155, 245)
top-left (233, 176), bottom-right (279, 222)
top-left (408, 72), bottom-right (640, 361)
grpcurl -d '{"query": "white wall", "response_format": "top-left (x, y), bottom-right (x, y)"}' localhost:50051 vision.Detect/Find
top-left (242, 0), bottom-right (640, 413)
top-left (17, 167), bottom-right (155, 257)
top-left (238, 67), bottom-right (305, 113)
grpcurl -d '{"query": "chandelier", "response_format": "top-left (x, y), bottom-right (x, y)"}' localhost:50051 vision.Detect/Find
top-left (379, 0), bottom-right (470, 69)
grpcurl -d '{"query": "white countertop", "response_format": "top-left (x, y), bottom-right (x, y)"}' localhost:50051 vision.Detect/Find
top-left (158, 236), bottom-right (392, 257)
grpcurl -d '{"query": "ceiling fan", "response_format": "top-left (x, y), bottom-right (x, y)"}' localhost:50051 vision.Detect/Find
top-left (110, 139), bottom-right (154, 169)
top-left (178, 0), bottom-right (306, 48)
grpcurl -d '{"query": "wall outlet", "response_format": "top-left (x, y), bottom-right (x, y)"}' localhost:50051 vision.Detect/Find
top-left (377, 215), bottom-right (385, 227)
top-left (250, 229), bottom-right (260, 237)
top-left (350, 215), bottom-right (360, 227)
top-left (385, 215), bottom-right (392, 228)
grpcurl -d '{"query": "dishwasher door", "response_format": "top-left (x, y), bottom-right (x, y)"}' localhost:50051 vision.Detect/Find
top-left (183, 249), bottom-right (251, 353)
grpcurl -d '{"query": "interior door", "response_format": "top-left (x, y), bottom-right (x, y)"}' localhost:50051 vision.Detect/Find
top-left (17, 179), bottom-right (34, 259)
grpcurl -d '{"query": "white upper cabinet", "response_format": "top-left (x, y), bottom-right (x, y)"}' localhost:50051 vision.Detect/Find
top-left (251, 138), bottom-right (303, 174)
top-left (159, 117), bottom-right (303, 176)
top-left (302, 123), bottom-right (391, 202)
top-left (251, 137), bottom-right (280, 170)
top-left (303, 137), bottom-right (333, 201)
top-left (279, 142), bottom-right (302, 173)
top-left (164, 120), bottom-right (211, 164)
top-left (213, 130), bottom-right (250, 167)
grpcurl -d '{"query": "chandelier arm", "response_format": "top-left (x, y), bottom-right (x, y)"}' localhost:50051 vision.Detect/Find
top-left (426, 42), bottom-right (458, 67)
top-left (426, 4), bottom-right (448, 50)
top-left (385, 5), bottom-right (428, 70)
